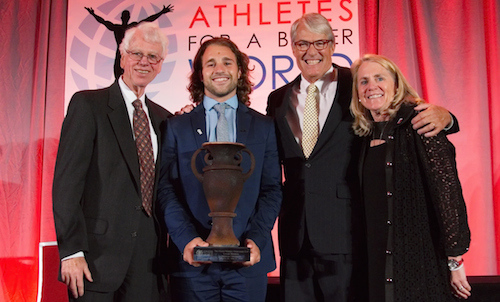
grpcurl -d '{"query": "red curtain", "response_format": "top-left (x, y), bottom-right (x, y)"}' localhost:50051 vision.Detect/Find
top-left (360, 0), bottom-right (500, 275)
top-left (0, 0), bottom-right (499, 300)
top-left (0, 0), bottom-right (67, 300)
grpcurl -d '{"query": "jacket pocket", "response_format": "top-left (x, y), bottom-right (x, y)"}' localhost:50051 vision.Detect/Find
top-left (336, 183), bottom-right (351, 199)
top-left (85, 217), bottom-right (108, 235)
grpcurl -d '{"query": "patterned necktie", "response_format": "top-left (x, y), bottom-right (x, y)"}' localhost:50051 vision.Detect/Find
top-left (214, 103), bottom-right (230, 142)
top-left (302, 84), bottom-right (318, 159)
top-left (132, 99), bottom-right (154, 216)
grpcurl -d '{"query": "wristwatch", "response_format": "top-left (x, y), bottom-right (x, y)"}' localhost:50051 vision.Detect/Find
top-left (447, 258), bottom-right (464, 271)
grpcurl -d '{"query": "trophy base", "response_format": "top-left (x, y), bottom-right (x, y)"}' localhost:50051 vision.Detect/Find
top-left (193, 246), bottom-right (250, 262)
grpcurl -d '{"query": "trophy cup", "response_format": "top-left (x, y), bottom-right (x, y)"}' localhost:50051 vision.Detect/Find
top-left (191, 142), bottom-right (255, 262)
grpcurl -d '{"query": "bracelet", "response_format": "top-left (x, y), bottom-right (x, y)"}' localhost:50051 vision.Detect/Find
top-left (450, 263), bottom-right (464, 271)
top-left (448, 258), bottom-right (464, 271)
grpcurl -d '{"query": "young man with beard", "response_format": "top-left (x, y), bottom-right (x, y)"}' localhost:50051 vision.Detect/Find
top-left (158, 37), bottom-right (282, 302)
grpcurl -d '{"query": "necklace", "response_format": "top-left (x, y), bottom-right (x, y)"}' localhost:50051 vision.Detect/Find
top-left (372, 121), bottom-right (389, 141)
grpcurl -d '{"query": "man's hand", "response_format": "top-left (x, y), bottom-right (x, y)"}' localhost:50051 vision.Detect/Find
top-left (175, 104), bottom-right (195, 115)
top-left (242, 239), bottom-right (261, 267)
top-left (61, 257), bottom-right (93, 298)
top-left (183, 237), bottom-right (210, 267)
top-left (411, 103), bottom-right (452, 137)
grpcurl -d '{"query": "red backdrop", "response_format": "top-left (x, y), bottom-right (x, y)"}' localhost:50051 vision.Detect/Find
top-left (1, 0), bottom-right (499, 300)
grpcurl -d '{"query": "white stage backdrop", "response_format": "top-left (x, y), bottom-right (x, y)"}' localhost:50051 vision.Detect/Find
top-left (65, 0), bottom-right (359, 114)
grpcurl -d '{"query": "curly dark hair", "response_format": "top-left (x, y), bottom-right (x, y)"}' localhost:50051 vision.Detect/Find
top-left (188, 37), bottom-right (253, 105)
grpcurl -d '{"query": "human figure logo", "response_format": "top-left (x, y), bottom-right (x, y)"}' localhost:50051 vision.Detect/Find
top-left (68, 1), bottom-right (176, 99)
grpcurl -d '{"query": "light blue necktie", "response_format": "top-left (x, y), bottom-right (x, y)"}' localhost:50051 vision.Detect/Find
top-left (213, 103), bottom-right (230, 142)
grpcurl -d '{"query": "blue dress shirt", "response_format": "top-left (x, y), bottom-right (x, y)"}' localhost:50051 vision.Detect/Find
top-left (203, 95), bottom-right (239, 142)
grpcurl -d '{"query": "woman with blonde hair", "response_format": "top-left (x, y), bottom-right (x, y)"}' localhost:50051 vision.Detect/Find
top-left (350, 54), bottom-right (471, 301)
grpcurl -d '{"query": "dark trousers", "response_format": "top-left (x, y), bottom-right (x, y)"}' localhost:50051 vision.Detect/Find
top-left (170, 264), bottom-right (268, 302)
top-left (280, 252), bottom-right (353, 302)
top-left (70, 213), bottom-right (161, 302)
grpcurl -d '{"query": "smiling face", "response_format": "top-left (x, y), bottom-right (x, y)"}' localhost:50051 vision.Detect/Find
top-left (292, 22), bottom-right (335, 83)
top-left (357, 61), bottom-right (397, 121)
top-left (201, 44), bottom-right (241, 102)
top-left (120, 34), bottom-right (163, 97)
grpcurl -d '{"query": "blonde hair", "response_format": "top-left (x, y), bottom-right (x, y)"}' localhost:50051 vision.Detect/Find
top-left (350, 54), bottom-right (424, 136)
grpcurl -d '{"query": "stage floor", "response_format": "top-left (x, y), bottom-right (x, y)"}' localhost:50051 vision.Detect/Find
top-left (265, 276), bottom-right (500, 302)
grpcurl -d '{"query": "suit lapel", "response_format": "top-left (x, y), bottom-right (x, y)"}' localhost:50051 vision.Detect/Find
top-left (311, 65), bottom-right (352, 156)
top-left (190, 103), bottom-right (249, 145)
top-left (236, 105), bottom-right (250, 144)
top-left (276, 65), bottom-right (352, 159)
top-left (145, 97), bottom-right (166, 192)
top-left (278, 77), bottom-right (305, 158)
top-left (191, 104), bottom-right (208, 147)
top-left (107, 82), bottom-right (141, 187)
top-left (145, 97), bottom-right (162, 145)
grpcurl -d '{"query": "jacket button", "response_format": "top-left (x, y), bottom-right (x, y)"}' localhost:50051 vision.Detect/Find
top-left (305, 163), bottom-right (311, 168)
top-left (135, 205), bottom-right (143, 211)
top-left (131, 232), bottom-right (138, 237)
top-left (386, 220), bottom-right (392, 225)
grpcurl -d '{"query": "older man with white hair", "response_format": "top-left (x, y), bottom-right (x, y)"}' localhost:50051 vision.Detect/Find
top-left (53, 22), bottom-right (172, 301)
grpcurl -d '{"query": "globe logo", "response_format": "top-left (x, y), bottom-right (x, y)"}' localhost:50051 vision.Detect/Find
top-left (68, 1), bottom-right (176, 99)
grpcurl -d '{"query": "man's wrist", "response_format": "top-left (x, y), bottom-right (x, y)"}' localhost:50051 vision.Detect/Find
top-left (62, 251), bottom-right (85, 261)
top-left (444, 113), bottom-right (454, 131)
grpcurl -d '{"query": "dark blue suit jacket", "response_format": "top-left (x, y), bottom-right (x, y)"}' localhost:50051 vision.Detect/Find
top-left (158, 102), bottom-right (282, 277)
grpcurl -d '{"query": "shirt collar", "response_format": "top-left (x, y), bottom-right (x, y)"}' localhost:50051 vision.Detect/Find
top-left (300, 65), bottom-right (335, 94)
top-left (118, 77), bottom-right (145, 103)
top-left (203, 94), bottom-right (239, 111)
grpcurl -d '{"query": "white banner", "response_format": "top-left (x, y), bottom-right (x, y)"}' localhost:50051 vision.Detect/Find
top-left (65, 0), bottom-right (359, 114)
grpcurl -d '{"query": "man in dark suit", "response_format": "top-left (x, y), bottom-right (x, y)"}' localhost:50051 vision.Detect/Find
top-left (267, 13), bottom-right (457, 301)
top-left (53, 22), bottom-right (172, 301)
top-left (157, 37), bottom-right (282, 301)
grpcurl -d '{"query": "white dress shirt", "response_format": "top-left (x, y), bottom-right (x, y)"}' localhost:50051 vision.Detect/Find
top-left (289, 66), bottom-right (338, 143)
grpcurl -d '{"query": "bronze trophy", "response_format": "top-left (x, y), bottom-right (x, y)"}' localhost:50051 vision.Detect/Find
top-left (191, 142), bottom-right (255, 262)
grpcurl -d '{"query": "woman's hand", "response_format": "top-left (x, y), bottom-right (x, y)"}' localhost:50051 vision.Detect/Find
top-left (449, 258), bottom-right (471, 299)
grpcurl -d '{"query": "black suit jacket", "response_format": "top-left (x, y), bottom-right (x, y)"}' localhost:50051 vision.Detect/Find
top-left (52, 82), bottom-right (172, 291)
top-left (267, 64), bottom-right (363, 256)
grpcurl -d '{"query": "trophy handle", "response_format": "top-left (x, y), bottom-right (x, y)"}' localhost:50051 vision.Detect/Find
top-left (191, 147), bottom-right (204, 182)
top-left (241, 148), bottom-right (255, 181)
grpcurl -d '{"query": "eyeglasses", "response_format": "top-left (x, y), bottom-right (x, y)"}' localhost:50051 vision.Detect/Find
top-left (126, 50), bottom-right (163, 64)
top-left (293, 40), bottom-right (332, 51)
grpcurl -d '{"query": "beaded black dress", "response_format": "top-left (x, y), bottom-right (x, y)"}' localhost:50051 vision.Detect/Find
top-left (359, 105), bottom-right (471, 302)
top-left (363, 139), bottom-right (387, 301)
